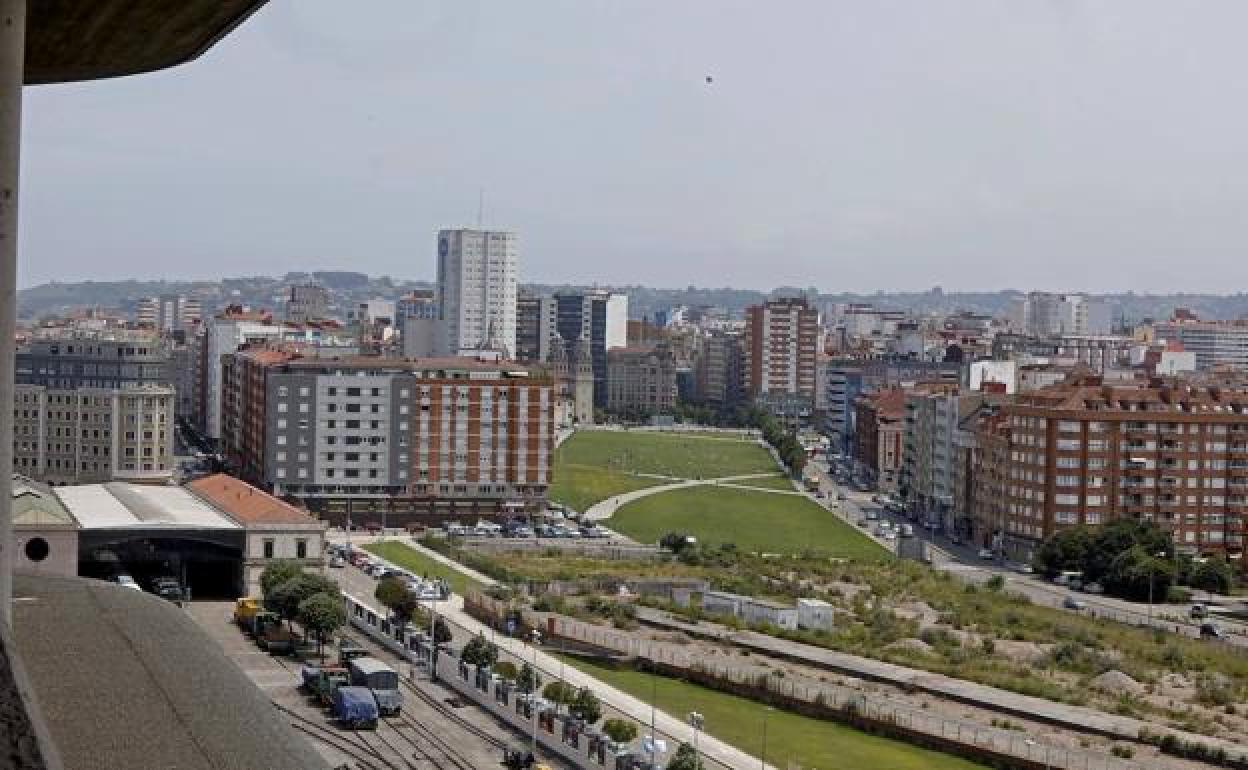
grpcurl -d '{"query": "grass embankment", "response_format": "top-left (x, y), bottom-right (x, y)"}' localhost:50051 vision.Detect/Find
top-left (547, 464), bottom-right (667, 513)
top-left (557, 431), bottom-right (777, 480)
top-left (606, 485), bottom-right (887, 560)
top-left (362, 541), bottom-right (484, 596)
top-left (561, 655), bottom-right (986, 770)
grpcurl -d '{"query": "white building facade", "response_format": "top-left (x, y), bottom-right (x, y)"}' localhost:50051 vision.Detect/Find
top-left (437, 229), bottom-right (518, 358)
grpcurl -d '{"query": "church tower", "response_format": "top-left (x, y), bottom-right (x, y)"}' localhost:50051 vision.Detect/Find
top-left (573, 336), bottom-right (595, 425)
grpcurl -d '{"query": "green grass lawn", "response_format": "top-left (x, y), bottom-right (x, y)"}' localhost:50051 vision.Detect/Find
top-left (547, 463), bottom-right (668, 512)
top-left (362, 541), bottom-right (484, 596)
top-left (562, 656), bottom-right (985, 770)
top-left (605, 485), bottom-right (887, 559)
top-left (557, 431), bottom-right (777, 479)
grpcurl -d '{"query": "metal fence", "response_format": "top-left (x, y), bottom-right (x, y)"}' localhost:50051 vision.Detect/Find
top-left (464, 593), bottom-right (1164, 770)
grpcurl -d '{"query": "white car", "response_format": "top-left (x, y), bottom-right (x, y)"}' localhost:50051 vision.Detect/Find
top-left (977, 548), bottom-right (995, 560)
top-left (113, 574), bottom-right (142, 591)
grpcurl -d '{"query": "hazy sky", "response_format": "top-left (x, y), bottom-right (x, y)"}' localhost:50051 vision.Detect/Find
top-left (18, 1), bottom-right (1248, 292)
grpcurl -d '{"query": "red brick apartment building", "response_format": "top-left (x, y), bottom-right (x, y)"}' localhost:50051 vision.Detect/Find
top-left (972, 375), bottom-right (1248, 561)
top-left (744, 297), bottom-right (819, 421)
top-left (221, 347), bottom-right (555, 525)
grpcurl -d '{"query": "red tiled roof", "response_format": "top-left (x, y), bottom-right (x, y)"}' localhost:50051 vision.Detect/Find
top-left (188, 474), bottom-right (319, 526)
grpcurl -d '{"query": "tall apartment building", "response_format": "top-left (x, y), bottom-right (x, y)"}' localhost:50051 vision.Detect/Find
top-left (971, 376), bottom-right (1248, 561)
top-left (197, 310), bottom-right (287, 441)
top-left (1009, 292), bottom-right (1111, 337)
top-left (744, 297), bottom-right (819, 421)
top-left (553, 290), bottom-right (628, 408)
top-left (901, 386), bottom-right (991, 535)
top-left (1153, 316), bottom-right (1248, 371)
top-left (606, 343), bottom-right (678, 418)
top-left (694, 329), bottom-right (744, 410)
top-left (821, 358), bottom-right (963, 454)
top-left (436, 229), bottom-right (518, 357)
top-left (221, 349), bottom-right (555, 522)
top-left (136, 294), bottom-right (202, 333)
top-left (13, 331), bottom-right (175, 484)
top-left (284, 284), bottom-right (330, 324)
top-left (516, 293), bottom-right (558, 363)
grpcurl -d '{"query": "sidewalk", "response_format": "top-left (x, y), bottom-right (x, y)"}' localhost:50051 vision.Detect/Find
top-left (582, 472), bottom-right (797, 522)
top-left (345, 536), bottom-right (771, 770)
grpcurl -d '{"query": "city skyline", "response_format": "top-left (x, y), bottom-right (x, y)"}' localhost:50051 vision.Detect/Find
top-left (21, 1), bottom-right (1248, 293)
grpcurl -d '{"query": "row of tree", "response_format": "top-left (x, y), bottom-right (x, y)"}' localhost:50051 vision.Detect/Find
top-left (1033, 519), bottom-right (1239, 600)
top-left (458, 630), bottom-right (704, 767)
top-left (259, 561), bottom-right (347, 656)
top-left (745, 407), bottom-right (808, 476)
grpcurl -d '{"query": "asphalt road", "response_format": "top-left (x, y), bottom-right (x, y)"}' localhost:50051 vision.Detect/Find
top-left (803, 459), bottom-right (1248, 647)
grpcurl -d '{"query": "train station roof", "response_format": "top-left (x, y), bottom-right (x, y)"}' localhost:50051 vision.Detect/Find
top-left (11, 475), bottom-right (75, 529)
top-left (188, 474), bottom-right (324, 531)
top-left (12, 573), bottom-right (329, 770)
top-left (56, 482), bottom-right (241, 530)
top-left (24, 1), bottom-right (269, 85)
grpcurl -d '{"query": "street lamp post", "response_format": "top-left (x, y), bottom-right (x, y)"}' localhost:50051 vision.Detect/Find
top-left (529, 629), bottom-right (541, 759)
top-left (760, 707), bottom-right (771, 770)
top-left (688, 711), bottom-right (704, 768)
top-left (1147, 549), bottom-right (1167, 627)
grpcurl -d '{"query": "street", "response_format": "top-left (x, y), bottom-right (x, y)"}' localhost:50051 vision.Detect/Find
top-left (802, 458), bottom-right (1248, 647)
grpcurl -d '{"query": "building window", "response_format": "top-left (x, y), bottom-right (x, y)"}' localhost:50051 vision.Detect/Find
top-left (296, 539), bottom-right (307, 559)
top-left (263, 540), bottom-right (275, 559)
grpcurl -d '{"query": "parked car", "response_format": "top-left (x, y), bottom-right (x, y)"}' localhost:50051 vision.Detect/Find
top-left (900, 524), bottom-right (915, 538)
top-left (329, 555), bottom-right (346, 568)
top-left (150, 576), bottom-right (183, 602)
top-left (1190, 603), bottom-right (1209, 619)
top-left (977, 548), bottom-right (995, 560)
top-left (113, 574), bottom-right (142, 591)
top-left (1200, 623), bottom-right (1225, 640)
top-left (1062, 597), bottom-right (1087, 611)
top-left (1082, 582), bottom-right (1104, 595)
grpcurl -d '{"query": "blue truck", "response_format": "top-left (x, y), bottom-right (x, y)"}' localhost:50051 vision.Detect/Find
top-left (332, 686), bottom-right (379, 730)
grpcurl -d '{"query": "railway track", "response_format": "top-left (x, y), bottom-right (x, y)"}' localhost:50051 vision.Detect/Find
top-left (273, 701), bottom-right (392, 770)
top-left (401, 674), bottom-right (508, 752)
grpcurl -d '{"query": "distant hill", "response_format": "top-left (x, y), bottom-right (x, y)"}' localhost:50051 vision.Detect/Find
top-left (18, 276), bottom-right (1248, 325)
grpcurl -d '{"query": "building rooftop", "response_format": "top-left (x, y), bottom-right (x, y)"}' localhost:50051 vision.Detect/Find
top-left (12, 475), bottom-right (75, 529)
top-left (56, 483), bottom-right (241, 530)
top-left (12, 574), bottom-right (328, 770)
top-left (188, 474), bottom-right (324, 530)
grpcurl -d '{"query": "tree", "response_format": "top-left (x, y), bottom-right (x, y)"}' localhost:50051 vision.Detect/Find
top-left (1188, 557), bottom-right (1234, 595)
top-left (433, 616), bottom-right (453, 645)
top-left (461, 633), bottom-right (499, 667)
top-left (266, 573), bottom-right (340, 631)
top-left (542, 680), bottom-right (576, 711)
top-left (259, 561), bottom-right (304, 597)
top-left (570, 686), bottom-right (601, 724)
top-left (517, 662), bottom-right (542, 694)
top-left (667, 743), bottom-right (705, 770)
top-left (602, 718), bottom-right (638, 745)
top-left (494, 661), bottom-right (518, 681)
top-left (298, 592), bottom-right (346, 657)
top-left (375, 576), bottom-right (420, 625)
top-left (1104, 545), bottom-right (1175, 602)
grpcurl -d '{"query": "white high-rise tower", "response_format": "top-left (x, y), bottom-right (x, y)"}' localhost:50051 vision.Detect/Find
top-left (436, 228), bottom-right (518, 357)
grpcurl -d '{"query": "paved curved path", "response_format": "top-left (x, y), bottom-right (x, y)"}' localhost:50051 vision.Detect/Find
top-left (583, 472), bottom-right (798, 522)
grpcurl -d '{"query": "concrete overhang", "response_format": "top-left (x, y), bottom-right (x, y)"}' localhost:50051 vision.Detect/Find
top-left (24, 1), bottom-right (268, 85)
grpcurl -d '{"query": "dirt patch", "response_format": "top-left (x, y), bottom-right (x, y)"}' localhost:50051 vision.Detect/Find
top-left (887, 638), bottom-right (935, 656)
top-left (1091, 670), bottom-right (1145, 697)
